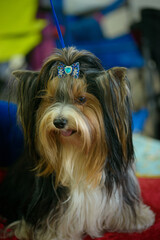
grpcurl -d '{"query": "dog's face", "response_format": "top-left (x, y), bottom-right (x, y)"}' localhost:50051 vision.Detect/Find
top-left (13, 47), bottom-right (133, 188)
top-left (35, 71), bottom-right (108, 187)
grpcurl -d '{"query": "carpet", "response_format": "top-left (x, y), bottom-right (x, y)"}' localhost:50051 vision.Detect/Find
top-left (0, 169), bottom-right (160, 240)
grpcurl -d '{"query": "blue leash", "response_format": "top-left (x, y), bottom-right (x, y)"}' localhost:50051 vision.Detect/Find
top-left (50, 0), bottom-right (65, 48)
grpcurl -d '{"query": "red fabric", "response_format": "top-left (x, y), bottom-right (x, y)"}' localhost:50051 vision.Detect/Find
top-left (0, 170), bottom-right (160, 240)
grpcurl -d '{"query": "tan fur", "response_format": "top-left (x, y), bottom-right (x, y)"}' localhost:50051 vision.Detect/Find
top-left (35, 76), bottom-right (107, 187)
top-left (8, 47), bottom-right (155, 240)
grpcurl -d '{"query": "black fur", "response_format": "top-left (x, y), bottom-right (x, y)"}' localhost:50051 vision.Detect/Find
top-left (86, 70), bottom-right (140, 209)
top-left (0, 152), bottom-right (68, 225)
top-left (0, 47), bottom-right (139, 228)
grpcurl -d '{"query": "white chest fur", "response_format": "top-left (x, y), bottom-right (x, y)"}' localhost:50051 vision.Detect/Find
top-left (56, 183), bottom-right (120, 240)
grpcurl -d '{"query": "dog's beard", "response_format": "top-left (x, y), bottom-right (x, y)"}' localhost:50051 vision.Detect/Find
top-left (36, 101), bottom-right (107, 188)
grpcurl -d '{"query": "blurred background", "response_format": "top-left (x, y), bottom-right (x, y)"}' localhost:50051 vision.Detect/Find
top-left (0, 0), bottom-right (160, 176)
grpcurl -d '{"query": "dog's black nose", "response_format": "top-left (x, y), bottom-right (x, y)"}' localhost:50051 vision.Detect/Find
top-left (53, 118), bottom-right (68, 129)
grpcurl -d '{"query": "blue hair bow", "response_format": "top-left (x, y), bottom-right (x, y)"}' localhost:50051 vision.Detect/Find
top-left (57, 62), bottom-right (80, 79)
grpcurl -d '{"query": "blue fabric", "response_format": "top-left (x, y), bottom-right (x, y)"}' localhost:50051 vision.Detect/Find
top-left (132, 108), bottom-right (149, 133)
top-left (0, 101), bottom-right (23, 167)
top-left (65, 16), bottom-right (104, 43)
top-left (57, 0), bottom-right (126, 47)
top-left (76, 34), bottom-right (144, 68)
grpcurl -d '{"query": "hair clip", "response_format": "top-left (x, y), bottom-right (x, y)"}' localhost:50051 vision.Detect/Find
top-left (57, 62), bottom-right (80, 79)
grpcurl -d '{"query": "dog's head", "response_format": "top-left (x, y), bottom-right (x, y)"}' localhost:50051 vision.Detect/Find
top-left (13, 47), bottom-right (134, 188)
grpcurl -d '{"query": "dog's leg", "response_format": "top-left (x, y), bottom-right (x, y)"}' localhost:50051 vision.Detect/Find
top-left (103, 198), bottom-right (155, 232)
top-left (130, 202), bottom-right (155, 232)
top-left (112, 202), bottom-right (154, 232)
top-left (103, 173), bottom-right (155, 233)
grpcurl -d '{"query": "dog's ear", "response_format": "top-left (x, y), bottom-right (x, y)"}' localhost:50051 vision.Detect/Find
top-left (13, 70), bottom-right (40, 148)
top-left (95, 67), bottom-right (134, 184)
top-left (106, 67), bottom-right (133, 158)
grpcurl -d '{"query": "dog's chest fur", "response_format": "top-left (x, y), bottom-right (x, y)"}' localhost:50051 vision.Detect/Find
top-left (48, 145), bottom-right (109, 239)
top-left (54, 149), bottom-right (120, 240)
top-left (59, 186), bottom-right (108, 239)
top-left (50, 178), bottom-right (121, 240)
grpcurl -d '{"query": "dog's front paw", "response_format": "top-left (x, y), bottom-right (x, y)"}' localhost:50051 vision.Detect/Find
top-left (103, 203), bottom-right (155, 233)
top-left (134, 204), bottom-right (155, 232)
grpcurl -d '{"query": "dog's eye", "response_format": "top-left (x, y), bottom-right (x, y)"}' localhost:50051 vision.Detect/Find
top-left (75, 96), bottom-right (86, 104)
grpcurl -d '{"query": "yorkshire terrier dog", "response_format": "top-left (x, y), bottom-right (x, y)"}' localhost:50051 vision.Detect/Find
top-left (0, 47), bottom-right (155, 240)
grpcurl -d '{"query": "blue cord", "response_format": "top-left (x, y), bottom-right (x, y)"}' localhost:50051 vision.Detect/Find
top-left (50, 0), bottom-right (65, 48)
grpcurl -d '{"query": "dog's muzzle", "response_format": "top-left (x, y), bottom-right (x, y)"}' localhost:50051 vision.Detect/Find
top-left (53, 117), bottom-right (77, 137)
top-left (53, 118), bottom-right (68, 129)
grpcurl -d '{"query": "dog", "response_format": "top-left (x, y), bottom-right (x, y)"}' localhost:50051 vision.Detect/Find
top-left (0, 47), bottom-right (155, 240)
